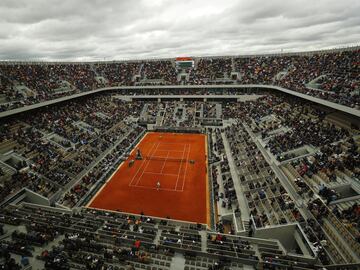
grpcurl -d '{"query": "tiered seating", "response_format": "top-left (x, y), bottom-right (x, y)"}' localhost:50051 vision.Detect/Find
top-left (214, 127), bottom-right (237, 212)
top-left (0, 64), bottom-right (69, 98)
top-left (0, 200), bottom-right (351, 269)
top-left (155, 101), bottom-right (207, 128)
top-left (0, 73), bottom-right (23, 109)
top-left (95, 62), bottom-right (141, 86)
top-left (141, 60), bottom-right (177, 85)
top-left (276, 50), bottom-right (359, 107)
top-left (235, 55), bottom-right (291, 84)
top-left (225, 123), bottom-right (304, 228)
top-left (0, 90), bottom-right (359, 269)
top-left (0, 95), bottom-right (146, 205)
top-left (184, 255), bottom-right (243, 270)
top-left (0, 205), bottom-right (173, 270)
top-left (330, 201), bottom-right (360, 253)
top-left (292, 136), bottom-right (359, 191)
top-left (190, 58), bottom-right (232, 84)
top-left (57, 64), bottom-right (98, 91)
top-left (179, 102), bottom-right (197, 127)
top-left (206, 233), bottom-right (256, 260)
top-left (203, 103), bottom-right (217, 118)
top-left (266, 117), bottom-right (348, 158)
top-left (160, 229), bottom-right (201, 251)
top-left (162, 101), bottom-right (178, 127)
top-left (60, 125), bottom-right (143, 207)
top-left (0, 47), bottom-right (358, 112)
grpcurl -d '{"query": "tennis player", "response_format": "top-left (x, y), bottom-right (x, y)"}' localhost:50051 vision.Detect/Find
top-left (156, 180), bottom-right (161, 191)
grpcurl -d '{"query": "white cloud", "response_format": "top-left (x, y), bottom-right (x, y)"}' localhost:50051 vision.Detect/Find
top-left (0, 0), bottom-right (358, 60)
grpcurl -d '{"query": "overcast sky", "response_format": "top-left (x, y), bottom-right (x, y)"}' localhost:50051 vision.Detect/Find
top-left (0, 0), bottom-right (359, 60)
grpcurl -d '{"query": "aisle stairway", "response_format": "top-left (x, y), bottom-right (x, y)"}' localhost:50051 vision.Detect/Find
top-left (170, 253), bottom-right (186, 270)
top-left (221, 132), bottom-right (250, 224)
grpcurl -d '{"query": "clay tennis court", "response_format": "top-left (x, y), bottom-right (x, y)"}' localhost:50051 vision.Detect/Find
top-left (88, 132), bottom-right (209, 225)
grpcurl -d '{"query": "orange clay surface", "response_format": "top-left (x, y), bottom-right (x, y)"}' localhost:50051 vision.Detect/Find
top-left (88, 132), bottom-right (209, 225)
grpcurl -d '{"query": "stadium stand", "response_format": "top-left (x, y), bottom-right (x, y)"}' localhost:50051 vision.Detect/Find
top-left (0, 47), bottom-right (358, 113)
top-left (0, 48), bottom-right (359, 270)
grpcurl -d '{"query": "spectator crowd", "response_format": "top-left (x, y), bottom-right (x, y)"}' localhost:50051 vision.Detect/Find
top-left (0, 47), bottom-right (358, 112)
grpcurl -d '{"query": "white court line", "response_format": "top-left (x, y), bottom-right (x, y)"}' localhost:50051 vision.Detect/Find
top-left (133, 184), bottom-right (184, 192)
top-left (128, 142), bottom-right (158, 186)
top-left (146, 155), bottom-right (186, 160)
top-left (159, 151), bottom-right (171, 174)
top-left (129, 142), bottom-right (158, 186)
top-left (131, 141), bottom-right (192, 190)
top-left (180, 144), bottom-right (191, 192)
top-left (174, 144), bottom-right (187, 190)
top-left (152, 149), bottom-right (185, 153)
top-left (143, 172), bottom-right (180, 177)
top-left (133, 142), bottom-right (161, 186)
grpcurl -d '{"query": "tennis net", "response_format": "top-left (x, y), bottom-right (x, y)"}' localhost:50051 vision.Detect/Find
top-left (129, 154), bottom-right (194, 163)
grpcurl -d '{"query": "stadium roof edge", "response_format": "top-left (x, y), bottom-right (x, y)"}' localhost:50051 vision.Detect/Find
top-left (0, 44), bottom-right (358, 64)
top-left (0, 85), bottom-right (359, 119)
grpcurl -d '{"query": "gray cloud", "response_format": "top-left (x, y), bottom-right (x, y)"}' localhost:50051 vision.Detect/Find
top-left (0, 0), bottom-right (359, 60)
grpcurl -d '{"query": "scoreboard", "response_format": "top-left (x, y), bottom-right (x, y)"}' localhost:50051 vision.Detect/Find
top-left (175, 57), bottom-right (194, 69)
